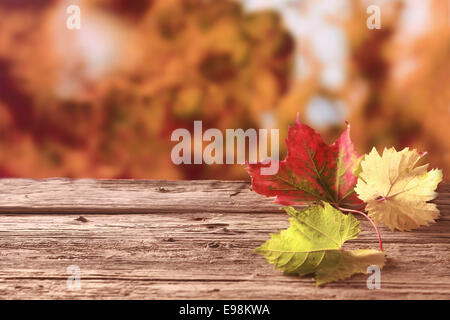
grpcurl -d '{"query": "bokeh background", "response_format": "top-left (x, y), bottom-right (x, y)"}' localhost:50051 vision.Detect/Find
top-left (0, 0), bottom-right (449, 180)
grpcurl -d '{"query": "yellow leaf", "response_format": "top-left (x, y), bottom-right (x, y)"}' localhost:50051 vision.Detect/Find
top-left (355, 147), bottom-right (443, 231)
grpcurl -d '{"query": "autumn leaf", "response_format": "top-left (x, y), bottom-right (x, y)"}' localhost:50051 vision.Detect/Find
top-left (246, 119), bottom-right (361, 206)
top-left (256, 203), bottom-right (386, 286)
top-left (355, 147), bottom-right (443, 231)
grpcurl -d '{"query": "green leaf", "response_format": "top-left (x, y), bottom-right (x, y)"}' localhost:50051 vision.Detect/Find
top-left (256, 203), bottom-right (386, 285)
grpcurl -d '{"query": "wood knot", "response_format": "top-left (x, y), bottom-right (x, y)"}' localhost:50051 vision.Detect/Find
top-left (75, 216), bottom-right (89, 223)
top-left (156, 186), bottom-right (170, 193)
top-left (206, 242), bottom-right (220, 248)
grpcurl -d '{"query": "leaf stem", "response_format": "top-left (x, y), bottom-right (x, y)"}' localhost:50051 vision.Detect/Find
top-left (338, 206), bottom-right (383, 252)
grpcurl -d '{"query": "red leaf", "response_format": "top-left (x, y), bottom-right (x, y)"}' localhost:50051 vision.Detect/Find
top-left (246, 119), bottom-right (361, 206)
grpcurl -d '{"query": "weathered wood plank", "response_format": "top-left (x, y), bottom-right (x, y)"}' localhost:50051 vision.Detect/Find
top-left (0, 178), bottom-right (449, 214)
top-left (0, 180), bottom-right (449, 299)
top-left (0, 179), bottom-right (280, 214)
top-left (0, 213), bottom-right (449, 299)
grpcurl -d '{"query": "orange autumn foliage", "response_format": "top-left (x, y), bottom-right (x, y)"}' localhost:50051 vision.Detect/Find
top-left (0, 0), bottom-right (448, 180)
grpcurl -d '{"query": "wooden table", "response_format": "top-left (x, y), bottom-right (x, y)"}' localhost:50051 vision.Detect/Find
top-left (0, 179), bottom-right (449, 299)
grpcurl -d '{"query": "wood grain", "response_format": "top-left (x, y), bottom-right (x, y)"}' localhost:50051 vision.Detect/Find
top-left (0, 179), bottom-right (449, 299)
top-left (0, 179), bottom-right (279, 214)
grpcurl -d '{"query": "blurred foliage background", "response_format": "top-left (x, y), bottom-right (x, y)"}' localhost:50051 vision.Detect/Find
top-left (0, 0), bottom-right (448, 180)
